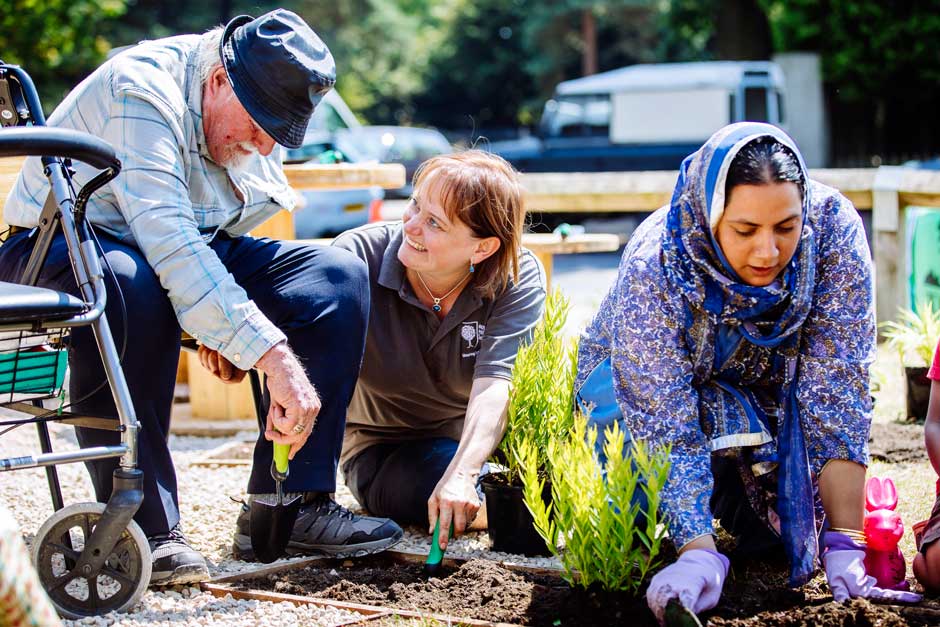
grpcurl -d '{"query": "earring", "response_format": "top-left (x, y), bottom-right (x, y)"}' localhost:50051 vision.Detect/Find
top-left (469, 260), bottom-right (475, 273)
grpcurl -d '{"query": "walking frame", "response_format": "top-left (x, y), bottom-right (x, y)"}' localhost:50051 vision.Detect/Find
top-left (0, 60), bottom-right (151, 618)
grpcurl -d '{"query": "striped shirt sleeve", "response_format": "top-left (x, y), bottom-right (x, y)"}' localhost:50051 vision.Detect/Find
top-left (101, 90), bottom-right (285, 367)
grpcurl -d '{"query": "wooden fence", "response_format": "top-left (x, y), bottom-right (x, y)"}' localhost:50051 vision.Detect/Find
top-left (522, 167), bottom-right (940, 325)
top-left (5, 157), bottom-right (940, 323)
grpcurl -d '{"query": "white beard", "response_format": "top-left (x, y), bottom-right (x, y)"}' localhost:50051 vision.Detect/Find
top-left (221, 141), bottom-right (258, 172)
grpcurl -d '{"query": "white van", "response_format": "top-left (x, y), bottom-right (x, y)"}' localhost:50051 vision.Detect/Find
top-left (492, 61), bottom-right (787, 172)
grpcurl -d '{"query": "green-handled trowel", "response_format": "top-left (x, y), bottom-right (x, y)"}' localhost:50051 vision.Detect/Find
top-left (423, 519), bottom-right (455, 577)
top-left (250, 442), bottom-right (302, 563)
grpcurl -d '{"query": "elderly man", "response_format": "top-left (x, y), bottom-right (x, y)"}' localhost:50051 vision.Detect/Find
top-left (0, 10), bottom-right (402, 586)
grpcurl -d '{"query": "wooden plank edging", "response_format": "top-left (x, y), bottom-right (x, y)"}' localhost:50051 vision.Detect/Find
top-left (201, 584), bottom-right (390, 618)
top-left (209, 550), bottom-right (569, 584)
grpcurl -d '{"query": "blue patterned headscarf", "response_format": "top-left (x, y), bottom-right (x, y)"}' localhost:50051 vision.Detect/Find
top-left (662, 122), bottom-right (819, 586)
top-left (662, 122), bottom-right (815, 337)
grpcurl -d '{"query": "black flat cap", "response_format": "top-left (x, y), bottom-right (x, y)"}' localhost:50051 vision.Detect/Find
top-left (220, 10), bottom-right (336, 149)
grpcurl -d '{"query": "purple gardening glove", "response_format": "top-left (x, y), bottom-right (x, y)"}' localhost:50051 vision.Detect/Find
top-left (646, 548), bottom-right (730, 624)
top-left (822, 531), bottom-right (922, 603)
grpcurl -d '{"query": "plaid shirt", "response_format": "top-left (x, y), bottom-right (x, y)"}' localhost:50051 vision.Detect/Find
top-left (4, 35), bottom-right (295, 368)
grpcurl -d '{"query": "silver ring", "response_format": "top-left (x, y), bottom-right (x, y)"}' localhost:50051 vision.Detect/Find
top-left (291, 422), bottom-right (306, 434)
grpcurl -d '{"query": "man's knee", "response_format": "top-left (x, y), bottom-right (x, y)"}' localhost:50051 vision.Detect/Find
top-left (319, 246), bottom-right (369, 313)
top-left (295, 245), bottom-right (369, 333)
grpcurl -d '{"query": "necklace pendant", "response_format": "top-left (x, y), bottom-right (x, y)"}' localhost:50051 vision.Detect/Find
top-left (432, 303), bottom-right (442, 312)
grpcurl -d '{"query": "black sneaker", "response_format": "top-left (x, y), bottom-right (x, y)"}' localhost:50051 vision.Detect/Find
top-left (287, 493), bottom-right (403, 558)
top-left (148, 524), bottom-right (210, 586)
top-left (231, 493), bottom-right (403, 561)
top-left (231, 500), bottom-right (254, 561)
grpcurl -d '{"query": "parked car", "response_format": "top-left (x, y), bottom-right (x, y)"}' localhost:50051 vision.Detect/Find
top-left (334, 125), bottom-right (452, 198)
top-left (284, 91), bottom-right (384, 239)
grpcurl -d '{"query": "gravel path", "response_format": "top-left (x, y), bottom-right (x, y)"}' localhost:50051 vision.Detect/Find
top-left (0, 409), bottom-right (561, 626)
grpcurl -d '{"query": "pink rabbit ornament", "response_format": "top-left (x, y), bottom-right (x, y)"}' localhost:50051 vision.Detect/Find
top-left (863, 476), bottom-right (909, 590)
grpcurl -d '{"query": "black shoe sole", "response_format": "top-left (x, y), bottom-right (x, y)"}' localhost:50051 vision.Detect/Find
top-left (150, 562), bottom-right (210, 587)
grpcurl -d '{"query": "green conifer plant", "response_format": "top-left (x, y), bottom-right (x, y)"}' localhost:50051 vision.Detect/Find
top-left (521, 417), bottom-right (671, 591)
top-left (494, 287), bottom-right (577, 484)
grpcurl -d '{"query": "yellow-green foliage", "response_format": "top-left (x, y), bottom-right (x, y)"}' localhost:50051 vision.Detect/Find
top-left (881, 301), bottom-right (940, 367)
top-left (496, 288), bottom-right (577, 483)
top-left (522, 416), bottom-right (671, 591)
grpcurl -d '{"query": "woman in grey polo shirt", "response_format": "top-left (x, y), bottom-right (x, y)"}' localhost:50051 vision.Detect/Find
top-left (333, 150), bottom-right (546, 548)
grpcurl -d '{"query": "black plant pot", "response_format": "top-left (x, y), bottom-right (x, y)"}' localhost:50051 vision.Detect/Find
top-left (481, 473), bottom-right (552, 557)
top-left (905, 366), bottom-right (931, 421)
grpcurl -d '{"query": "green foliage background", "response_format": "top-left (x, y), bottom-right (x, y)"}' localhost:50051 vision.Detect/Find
top-left (3, 0), bottom-right (940, 161)
top-left (0, 0), bottom-right (127, 109)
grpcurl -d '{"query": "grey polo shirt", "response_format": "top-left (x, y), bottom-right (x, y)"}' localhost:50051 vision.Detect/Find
top-left (333, 222), bottom-right (546, 465)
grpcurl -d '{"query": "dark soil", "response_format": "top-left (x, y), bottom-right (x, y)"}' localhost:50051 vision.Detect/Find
top-left (233, 553), bottom-right (940, 626)
top-left (237, 555), bottom-right (651, 626)
top-left (869, 421), bottom-right (926, 464)
top-left (709, 558), bottom-right (940, 626)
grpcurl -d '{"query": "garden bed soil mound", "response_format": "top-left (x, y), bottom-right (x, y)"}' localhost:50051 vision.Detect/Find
top-left (237, 556), bottom-right (651, 626)
top-left (870, 421), bottom-right (926, 464)
top-left (709, 598), bottom-right (919, 627)
top-left (710, 559), bottom-right (940, 626)
top-left (233, 554), bottom-right (940, 626)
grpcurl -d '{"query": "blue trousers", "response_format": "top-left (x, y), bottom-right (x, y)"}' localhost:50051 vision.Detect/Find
top-left (0, 230), bottom-right (369, 537)
top-left (342, 437), bottom-right (488, 527)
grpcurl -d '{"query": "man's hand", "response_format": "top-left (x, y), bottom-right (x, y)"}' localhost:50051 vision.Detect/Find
top-left (197, 345), bottom-right (248, 384)
top-left (255, 342), bottom-right (321, 460)
top-left (427, 470), bottom-right (481, 550)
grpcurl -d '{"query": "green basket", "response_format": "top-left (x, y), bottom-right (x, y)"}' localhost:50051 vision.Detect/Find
top-left (0, 349), bottom-right (67, 395)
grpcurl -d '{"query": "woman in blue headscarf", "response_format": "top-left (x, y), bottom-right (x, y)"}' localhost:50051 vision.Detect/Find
top-left (576, 123), bottom-right (921, 622)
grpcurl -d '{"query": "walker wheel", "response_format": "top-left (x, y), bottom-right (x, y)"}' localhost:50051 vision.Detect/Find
top-left (31, 502), bottom-right (151, 619)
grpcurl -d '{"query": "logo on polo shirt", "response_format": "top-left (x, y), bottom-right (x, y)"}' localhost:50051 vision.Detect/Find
top-left (461, 321), bottom-right (484, 357)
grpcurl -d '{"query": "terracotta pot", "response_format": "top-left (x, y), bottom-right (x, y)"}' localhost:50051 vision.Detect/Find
top-left (480, 472), bottom-right (552, 557)
top-left (905, 366), bottom-right (931, 421)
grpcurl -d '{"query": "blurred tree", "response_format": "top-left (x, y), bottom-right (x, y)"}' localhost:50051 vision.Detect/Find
top-left (657, 0), bottom-right (771, 61)
top-left (717, 0), bottom-right (772, 59)
top-left (0, 0), bottom-right (127, 109)
top-left (766, 0), bottom-right (940, 102)
top-left (522, 1), bottom-right (658, 96)
top-left (294, 0), bottom-right (460, 124)
top-left (766, 0), bottom-right (940, 163)
top-left (411, 0), bottom-right (661, 131)
top-left (101, 0), bottom-right (282, 49)
top-left (657, 0), bottom-right (715, 61)
top-left (414, 0), bottom-right (536, 131)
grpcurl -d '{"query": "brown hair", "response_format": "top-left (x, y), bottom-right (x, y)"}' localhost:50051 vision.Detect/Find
top-left (411, 150), bottom-right (526, 299)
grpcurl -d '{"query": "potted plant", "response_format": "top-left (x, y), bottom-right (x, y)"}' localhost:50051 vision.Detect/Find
top-left (521, 417), bottom-right (671, 590)
top-left (881, 301), bottom-right (940, 420)
top-left (482, 288), bottom-right (577, 555)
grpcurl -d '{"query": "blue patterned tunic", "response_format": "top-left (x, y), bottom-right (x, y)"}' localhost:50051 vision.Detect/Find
top-left (577, 123), bottom-right (874, 585)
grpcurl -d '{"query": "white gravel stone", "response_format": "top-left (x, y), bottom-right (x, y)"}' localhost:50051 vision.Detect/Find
top-left (0, 408), bottom-right (562, 625)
